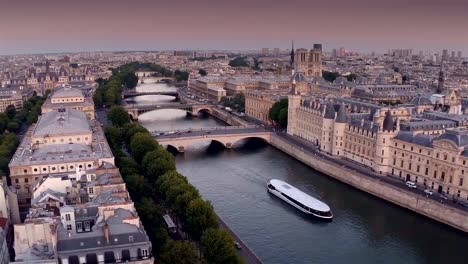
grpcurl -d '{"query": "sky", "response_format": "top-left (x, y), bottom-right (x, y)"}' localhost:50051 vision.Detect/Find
top-left (0, 0), bottom-right (467, 55)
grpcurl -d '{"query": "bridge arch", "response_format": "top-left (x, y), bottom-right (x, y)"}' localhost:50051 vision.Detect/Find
top-left (193, 107), bottom-right (213, 115)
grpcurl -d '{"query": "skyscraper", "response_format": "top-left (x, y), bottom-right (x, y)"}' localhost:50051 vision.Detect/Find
top-left (457, 51), bottom-right (462, 59)
top-left (442, 49), bottom-right (449, 60)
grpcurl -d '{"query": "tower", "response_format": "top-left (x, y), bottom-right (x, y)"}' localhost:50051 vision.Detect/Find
top-left (437, 60), bottom-right (445, 94)
top-left (287, 78), bottom-right (302, 136)
top-left (332, 103), bottom-right (348, 156)
top-left (308, 44), bottom-right (323, 77)
top-left (295, 48), bottom-right (309, 74)
top-left (290, 40), bottom-right (295, 67)
top-left (374, 110), bottom-right (399, 175)
top-left (321, 102), bottom-right (336, 154)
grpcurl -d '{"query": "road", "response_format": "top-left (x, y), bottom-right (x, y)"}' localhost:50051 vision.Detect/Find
top-left (153, 126), bottom-right (267, 138)
top-left (276, 132), bottom-right (468, 212)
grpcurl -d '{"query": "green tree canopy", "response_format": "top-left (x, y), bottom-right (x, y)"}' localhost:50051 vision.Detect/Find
top-left (108, 106), bottom-right (130, 127)
top-left (129, 132), bottom-right (159, 163)
top-left (198, 69), bottom-right (207, 76)
top-left (186, 198), bottom-right (219, 240)
top-left (122, 123), bottom-right (149, 144)
top-left (5, 105), bottom-right (16, 120)
top-left (104, 126), bottom-right (122, 149)
top-left (228, 57), bottom-right (249, 67)
top-left (269, 98), bottom-right (288, 128)
top-left (142, 149), bottom-right (176, 183)
top-left (159, 240), bottom-right (200, 264)
top-left (322, 71), bottom-right (341, 82)
top-left (201, 228), bottom-right (241, 264)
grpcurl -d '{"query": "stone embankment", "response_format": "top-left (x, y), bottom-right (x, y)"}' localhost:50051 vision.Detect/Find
top-left (270, 134), bottom-right (468, 233)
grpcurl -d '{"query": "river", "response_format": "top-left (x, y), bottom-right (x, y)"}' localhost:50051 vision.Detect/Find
top-left (130, 82), bottom-right (468, 264)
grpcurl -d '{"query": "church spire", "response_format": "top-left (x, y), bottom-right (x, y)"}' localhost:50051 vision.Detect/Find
top-left (437, 59), bottom-right (445, 94)
top-left (290, 40), bottom-right (295, 67)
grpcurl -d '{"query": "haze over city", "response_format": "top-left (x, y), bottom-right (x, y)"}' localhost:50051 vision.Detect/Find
top-left (1, 1), bottom-right (468, 264)
top-left (1, 0), bottom-right (467, 55)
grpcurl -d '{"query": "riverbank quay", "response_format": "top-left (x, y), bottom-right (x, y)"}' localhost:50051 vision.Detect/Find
top-left (216, 214), bottom-right (263, 264)
top-left (269, 133), bottom-right (468, 233)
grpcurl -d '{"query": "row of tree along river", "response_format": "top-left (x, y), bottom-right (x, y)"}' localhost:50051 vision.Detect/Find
top-left (129, 81), bottom-right (468, 264)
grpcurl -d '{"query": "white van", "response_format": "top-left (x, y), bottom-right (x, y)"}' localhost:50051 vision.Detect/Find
top-left (405, 181), bottom-right (417, 189)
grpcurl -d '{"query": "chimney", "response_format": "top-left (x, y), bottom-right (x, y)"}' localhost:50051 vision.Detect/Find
top-left (103, 223), bottom-right (110, 243)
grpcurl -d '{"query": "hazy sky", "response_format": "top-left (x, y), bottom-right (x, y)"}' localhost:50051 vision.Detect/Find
top-left (0, 0), bottom-right (467, 55)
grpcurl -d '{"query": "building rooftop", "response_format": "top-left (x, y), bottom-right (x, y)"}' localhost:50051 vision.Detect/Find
top-left (33, 109), bottom-right (91, 137)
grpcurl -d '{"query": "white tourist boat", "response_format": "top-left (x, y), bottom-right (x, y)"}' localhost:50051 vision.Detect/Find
top-left (267, 179), bottom-right (333, 220)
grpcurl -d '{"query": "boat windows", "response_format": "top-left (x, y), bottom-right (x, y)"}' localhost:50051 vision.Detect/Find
top-left (267, 184), bottom-right (276, 190)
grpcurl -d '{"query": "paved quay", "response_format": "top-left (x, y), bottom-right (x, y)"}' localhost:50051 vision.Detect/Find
top-left (216, 214), bottom-right (263, 264)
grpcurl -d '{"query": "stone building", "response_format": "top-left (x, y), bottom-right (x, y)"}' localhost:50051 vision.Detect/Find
top-left (286, 73), bottom-right (468, 200)
top-left (41, 85), bottom-right (95, 119)
top-left (245, 90), bottom-right (288, 124)
top-left (13, 164), bottom-right (153, 263)
top-left (294, 44), bottom-right (322, 77)
top-left (8, 108), bottom-right (114, 210)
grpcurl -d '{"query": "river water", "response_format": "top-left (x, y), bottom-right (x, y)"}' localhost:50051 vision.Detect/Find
top-left (131, 83), bottom-right (468, 264)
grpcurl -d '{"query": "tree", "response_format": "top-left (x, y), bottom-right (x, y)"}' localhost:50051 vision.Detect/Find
top-left (5, 105), bottom-right (16, 120)
top-left (107, 106), bottom-right (130, 127)
top-left (322, 71), bottom-right (340, 82)
top-left (252, 58), bottom-right (262, 71)
top-left (129, 132), bottom-right (159, 163)
top-left (186, 198), bottom-right (219, 240)
top-left (6, 122), bottom-right (19, 132)
top-left (228, 57), bottom-right (249, 67)
top-left (125, 174), bottom-right (149, 202)
top-left (278, 108), bottom-right (288, 128)
top-left (122, 72), bottom-right (139, 89)
top-left (159, 240), bottom-right (200, 264)
top-left (346, 73), bottom-right (357, 82)
top-left (198, 69), bottom-right (207, 76)
top-left (142, 149), bottom-right (176, 183)
top-left (201, 228), bottom-right (241, 264)
top-left (105, 126), bottom-right (122, 149)
top-left (269, 98), bottom-right (288, 124)
top-left (0, 113), bottom-right (9, 134)
top-left (122, 123), bottom-right (149, 144)
top-left (118, 157), bottom-right (140, 177)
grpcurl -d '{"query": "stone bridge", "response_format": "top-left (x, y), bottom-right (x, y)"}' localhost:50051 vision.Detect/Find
top-left (154, 127), bottom-right (271, 152)
top-left (122, 90), bottom-right (179, 99)
top-left (124, 103), bottom-right (214, 120)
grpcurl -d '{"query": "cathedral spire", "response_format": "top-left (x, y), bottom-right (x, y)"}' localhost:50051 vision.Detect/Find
top-left (290, 40), bottom-right (295, 67)
top-left (437, 59), bottom-right (445, 94)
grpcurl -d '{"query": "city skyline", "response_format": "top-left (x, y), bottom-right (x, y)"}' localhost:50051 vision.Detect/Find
top-left (1, 0), bottom-right (467, 55)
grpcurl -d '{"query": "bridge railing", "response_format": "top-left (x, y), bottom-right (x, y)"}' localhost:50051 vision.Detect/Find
top-left (150, 125), bottom-right (260, 135)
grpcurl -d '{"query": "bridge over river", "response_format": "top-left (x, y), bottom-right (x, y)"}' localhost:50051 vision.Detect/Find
top-left (122, 90), bottom-right (179, 99)
top-left (154, 126), bottom-right (271, 152)
top-left (124, 102), bottom-right (214, 120)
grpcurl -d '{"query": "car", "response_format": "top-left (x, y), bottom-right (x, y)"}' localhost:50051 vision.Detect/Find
top-left (234, 242), bottom-right (242, 250)
top-left (440, 195), bottom-right (448, 200)
top-left (405, 181), bottom-right (417, 189)
top-left (424, 189), bottom-right (433, 195)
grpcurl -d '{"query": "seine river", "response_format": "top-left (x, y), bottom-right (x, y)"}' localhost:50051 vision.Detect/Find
top-left (130, 81), bottom-right (468, 264)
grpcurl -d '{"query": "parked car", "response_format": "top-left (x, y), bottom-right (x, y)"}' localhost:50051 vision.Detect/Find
top-left (234, 242), bottom-right (242, 250)
top-left (424, 189), bottom-right (433, 195)
top-left (405, 181), bottom-right (417, 189)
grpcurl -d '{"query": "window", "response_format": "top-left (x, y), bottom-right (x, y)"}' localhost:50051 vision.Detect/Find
top-left (65, 214), bottom-right (71, 221)
top-left (460, 178), bottom-right (464, 186)
top-left (66, 224), bottom-right (72, 231)
top-left (89, 187), bottom-right (94, 194)
top-left (425, 168), bottom-right (429, 175)
top-left (14, 179), bottom-right (19, 184)
top-left (129, 235), bottom-right (134, 242)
